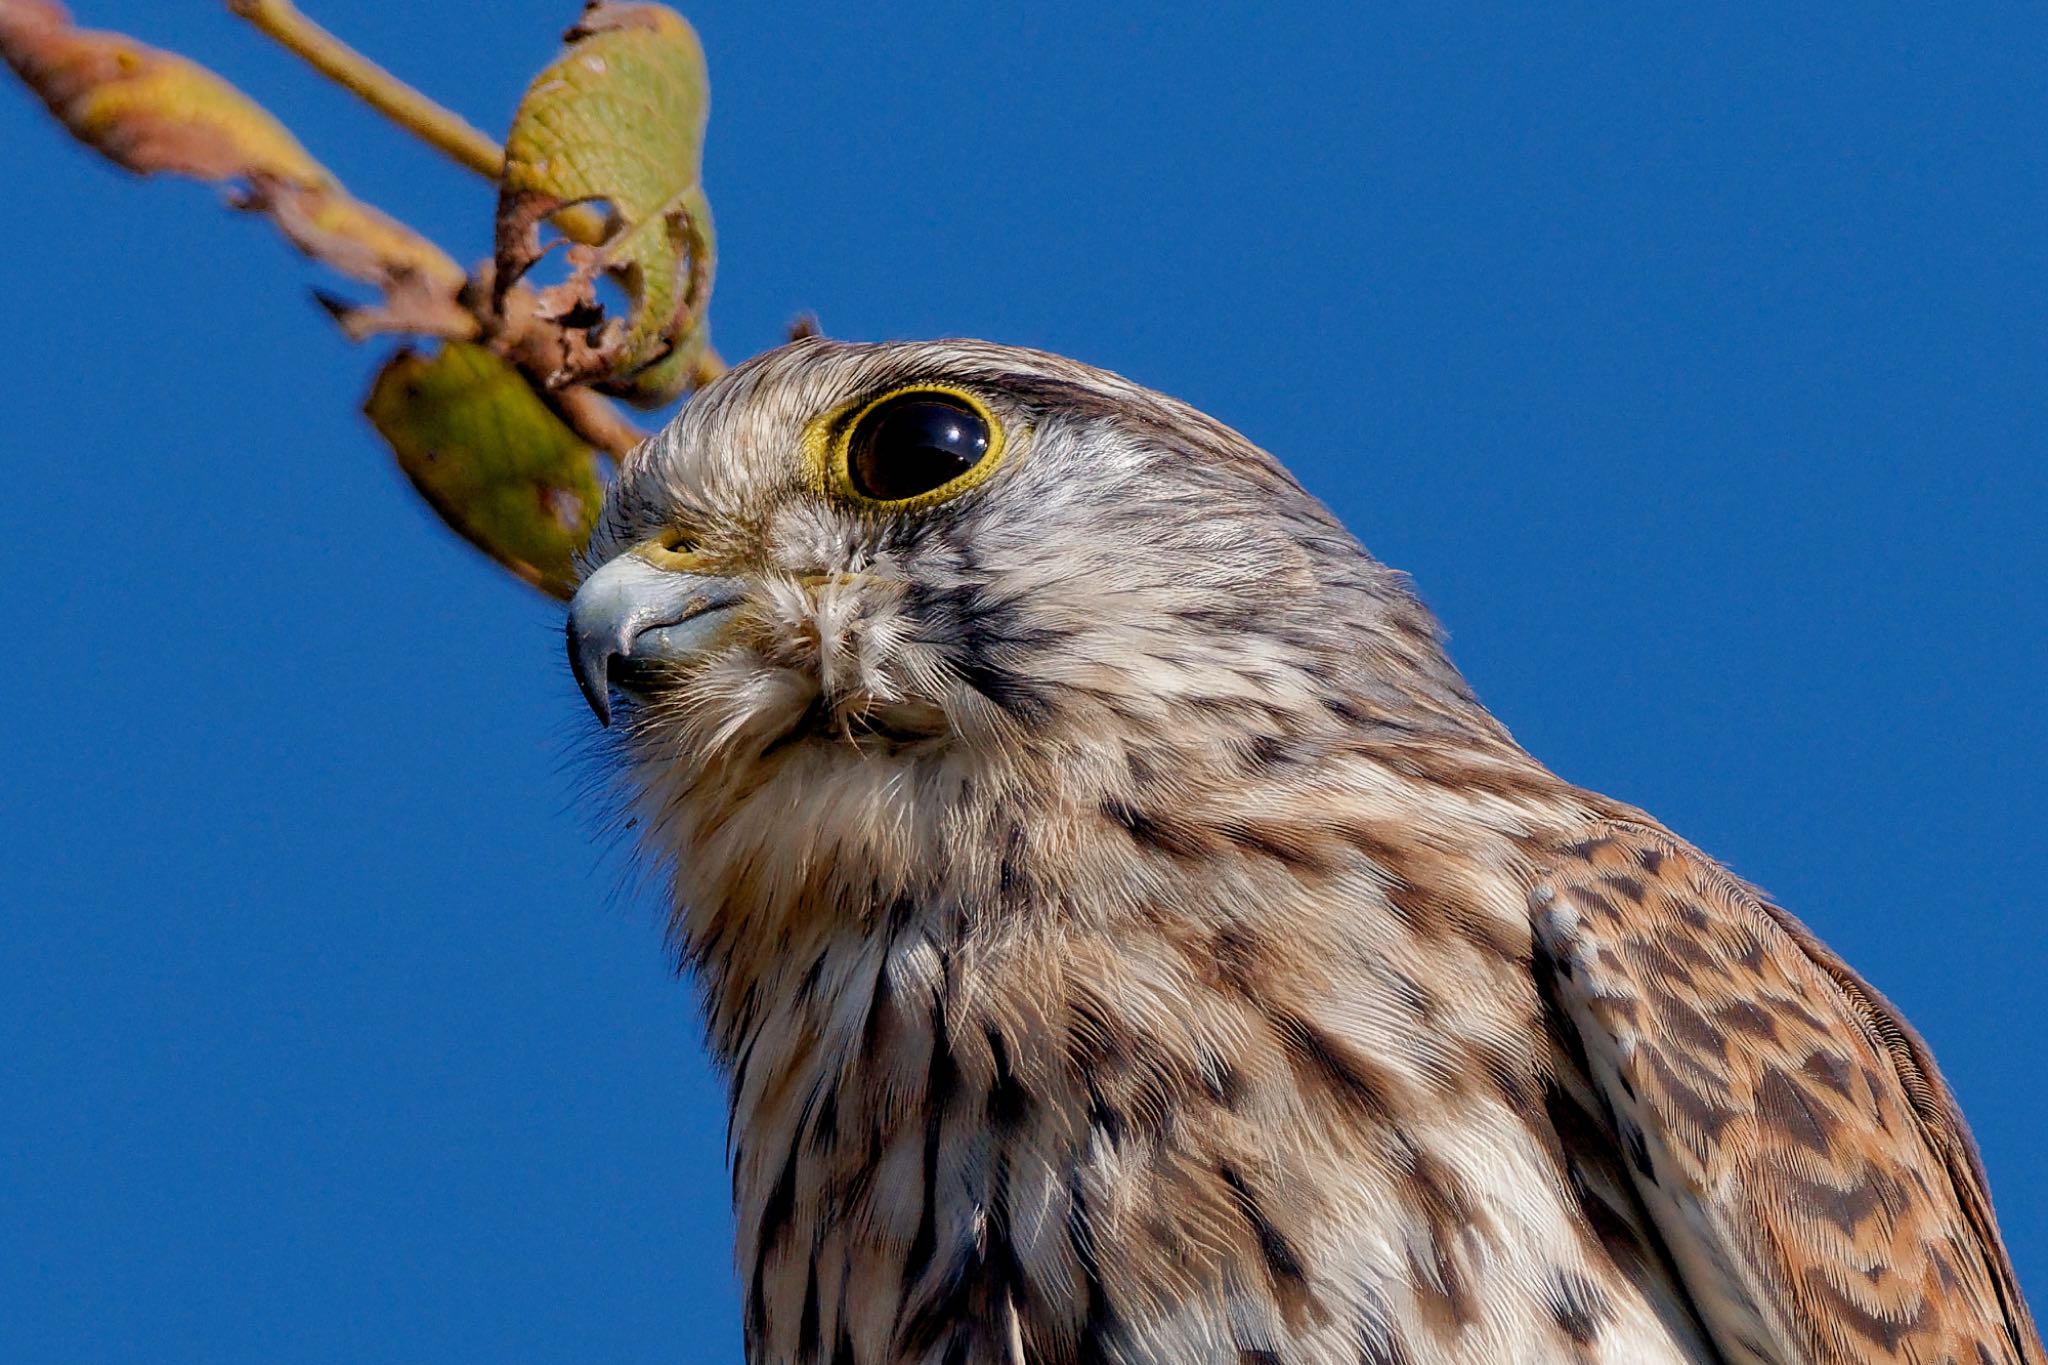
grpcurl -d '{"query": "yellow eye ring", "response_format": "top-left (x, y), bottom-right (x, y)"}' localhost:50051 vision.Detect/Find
top-left (803, 384), bottom-right (1007, 511)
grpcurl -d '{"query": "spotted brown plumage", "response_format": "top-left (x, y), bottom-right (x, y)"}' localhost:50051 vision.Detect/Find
top-left (565, 337), bottom-right (2041, 1365)
top-left (1534, 823), bottom-right (2041, 1364)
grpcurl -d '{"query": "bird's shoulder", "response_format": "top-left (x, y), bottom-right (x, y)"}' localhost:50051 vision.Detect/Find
top-left (1528, 817), bottom-right (2042, 1365)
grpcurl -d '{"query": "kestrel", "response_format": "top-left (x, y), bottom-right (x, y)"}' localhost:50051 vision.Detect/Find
top-left (567, 338), bottom-right (2040, 1365)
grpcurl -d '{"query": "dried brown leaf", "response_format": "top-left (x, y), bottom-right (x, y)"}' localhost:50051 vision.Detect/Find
top-left (1, 0), bottom-right (467, 323)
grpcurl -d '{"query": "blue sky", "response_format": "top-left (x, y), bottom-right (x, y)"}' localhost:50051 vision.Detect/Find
top-left (4, 3), bottom-right (2045, 1360)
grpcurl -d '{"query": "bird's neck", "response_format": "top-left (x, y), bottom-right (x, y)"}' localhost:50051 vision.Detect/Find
top-left (681, 732), bottom-right (1622, 1362)
top-left (662, 714), bottom-right (1586, 1058)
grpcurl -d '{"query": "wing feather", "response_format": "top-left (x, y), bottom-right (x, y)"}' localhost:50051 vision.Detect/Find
top-left (1533, 819), bottom-right (2042, 1365)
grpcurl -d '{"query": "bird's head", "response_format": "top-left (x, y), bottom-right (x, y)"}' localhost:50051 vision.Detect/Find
top-left (569, 338), bottom-right (1505, 962)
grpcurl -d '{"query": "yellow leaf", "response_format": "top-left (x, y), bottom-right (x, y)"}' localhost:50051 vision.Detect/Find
top-left (494, 2), bottom-right (715, 404)
top-left (365, 343), bottom-right (604, 600)
top-left (1, 0), bottom-right (466, 307)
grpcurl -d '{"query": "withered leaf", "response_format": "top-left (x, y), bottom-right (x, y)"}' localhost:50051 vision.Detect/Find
top-left (494, 2), bottom-right (715, 405)
top-left (366, 343), bottom-right (605, 600)
top-left (0, 0), bottom-right (322, 181)
top-left (1, 0), bottom-right (469, 333)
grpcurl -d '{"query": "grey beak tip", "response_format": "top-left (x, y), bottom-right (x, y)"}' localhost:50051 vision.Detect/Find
top-left (567, 620), bottom-right (616, 727)
top-left (583, 676), bottom-right (615, 728)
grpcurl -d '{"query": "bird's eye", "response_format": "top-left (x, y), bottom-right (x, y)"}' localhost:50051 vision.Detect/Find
top-left (843, 390), bottom-right (997, 504)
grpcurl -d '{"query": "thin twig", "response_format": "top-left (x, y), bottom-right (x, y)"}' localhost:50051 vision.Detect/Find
top-left (227, 0), bottom-right (502, 178)
top-left (689, 346), bottom-right (728, 388)
top-left (553, 386), bottom-right (649, 462)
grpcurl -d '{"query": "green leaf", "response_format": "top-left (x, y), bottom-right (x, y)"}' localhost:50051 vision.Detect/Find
top-left (494, 2), bottom-right (715, 405)
top-left (365, 343), bottom-right (603, 600)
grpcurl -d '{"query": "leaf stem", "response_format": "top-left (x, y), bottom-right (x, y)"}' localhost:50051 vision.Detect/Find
top-left (228, 0), bottom-right (609, 245)
top-left (553, 387), bottom-right (648, 461)
top-left (226, 0), bottom-right (502, 179)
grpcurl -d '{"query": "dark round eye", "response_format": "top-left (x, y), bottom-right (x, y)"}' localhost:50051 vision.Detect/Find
top-left (847, 393), bottom-right (992, 501)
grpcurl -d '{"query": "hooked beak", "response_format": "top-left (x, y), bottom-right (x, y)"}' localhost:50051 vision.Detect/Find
top-left (566, 549), bottom-right (746, 725)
